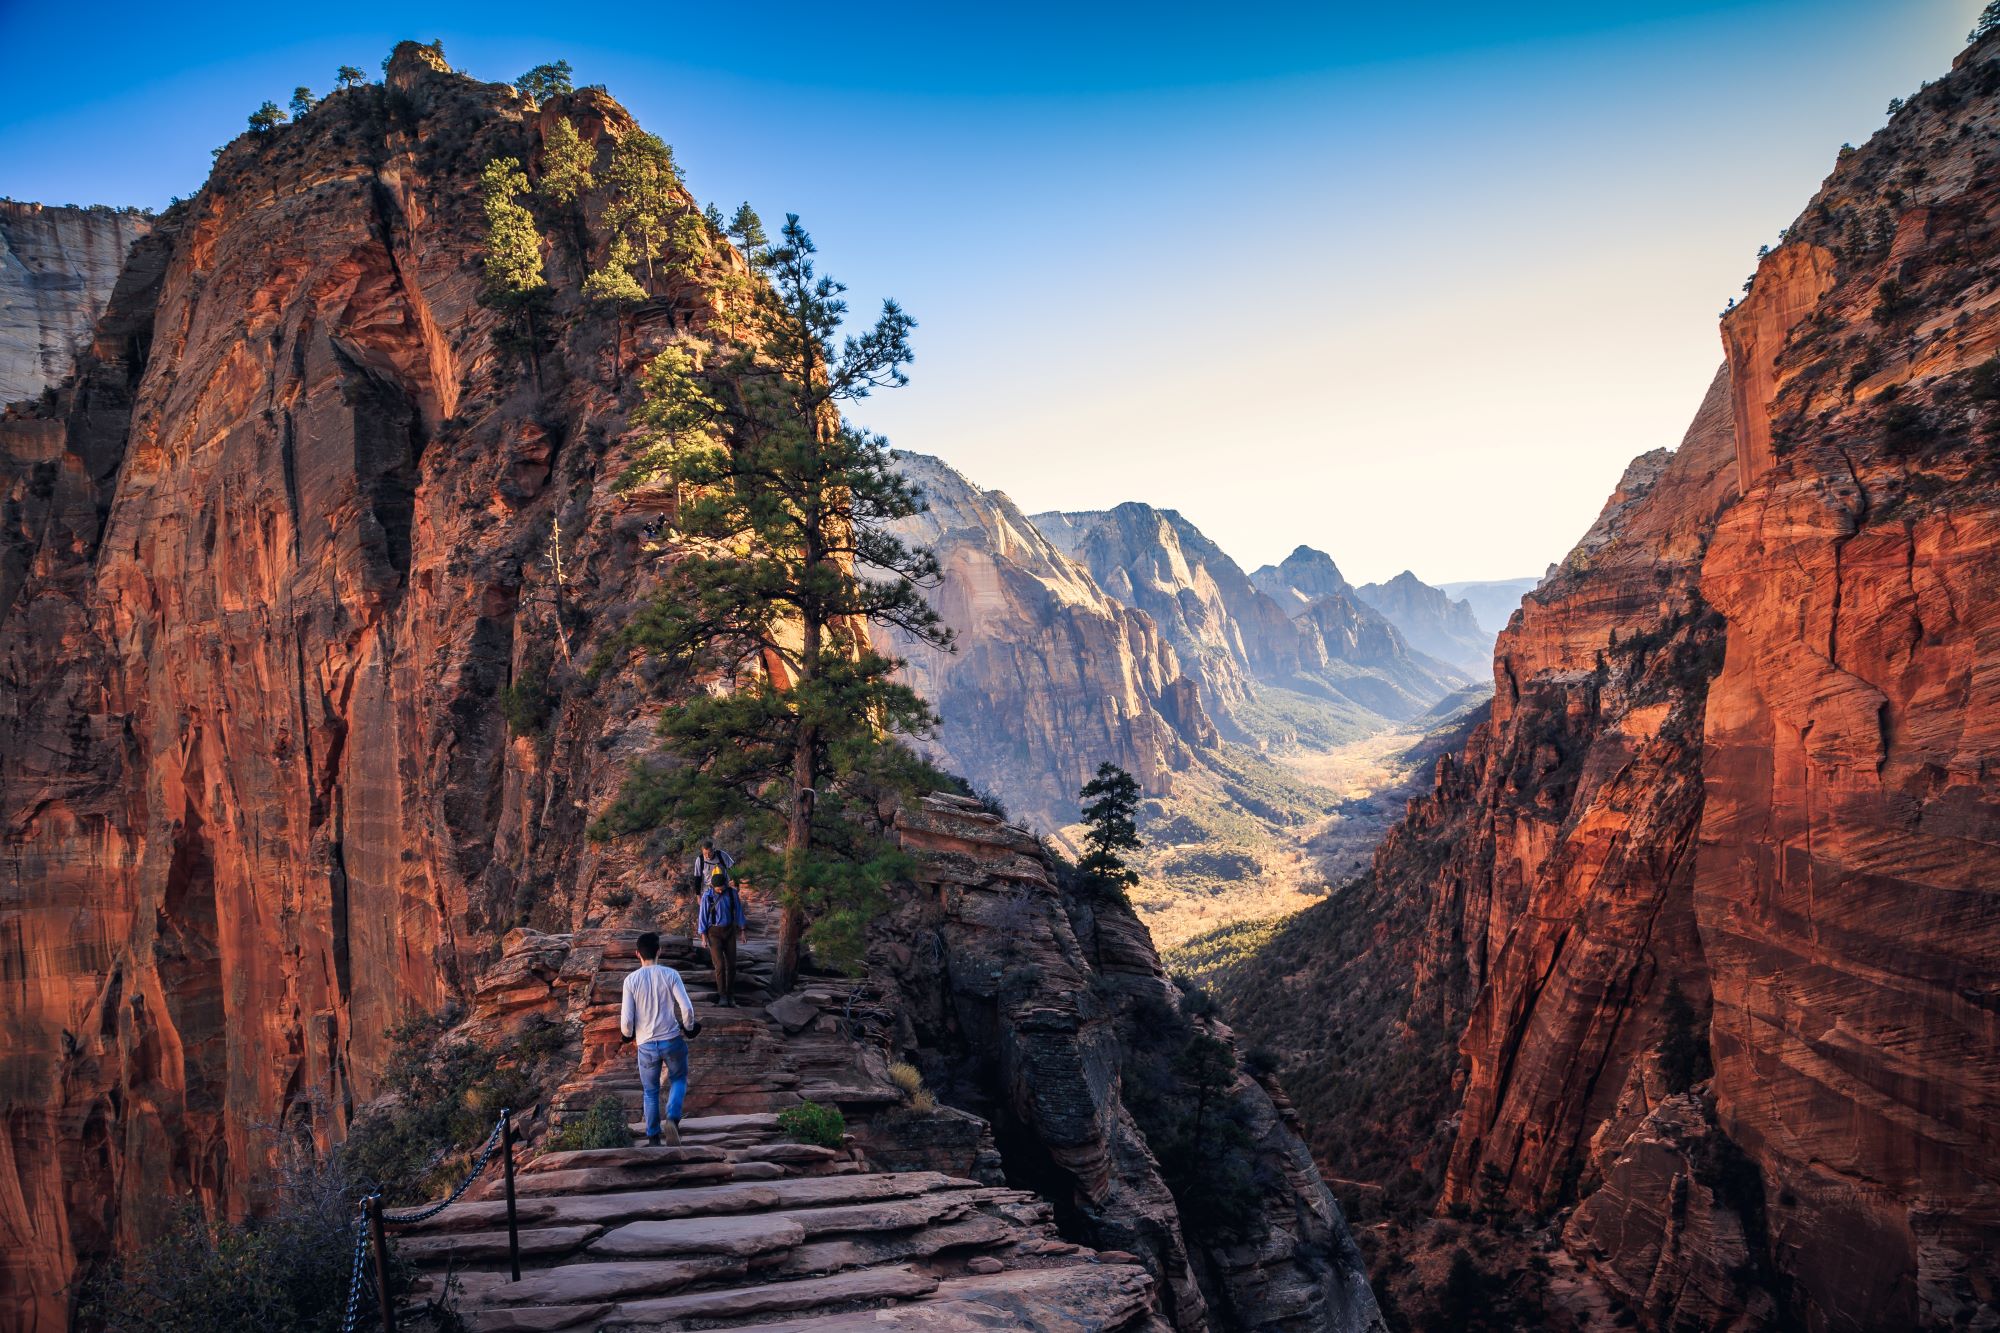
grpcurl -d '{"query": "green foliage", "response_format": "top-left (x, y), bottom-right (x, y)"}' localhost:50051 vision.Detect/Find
top-left (288, 87), bottom-right (315, 119)
top-left (515, 60), bottom-right (574, 104)
top-left (549, 1095), bottom-right (632, 1151)
top-left (594, 216), bottom-right (950, 982)
top-left (539, 117), bottom-right (595, 209)
top-left (342, 1010), bottom-right (569, 1205)
top-left (1973, 2), bottom-right (2000, 43)
top-left (584, 235), bottom-right (648, 306)
top-left (726, 201), bottom-right (768, 260)
top-left (499, 657), bottom-right (554, 737)
top-left (602, 130), bottom-right (691, 283)
top-left (75, 1152), bottom-right (378, 1333)
top-left (1077, 762), bottom-right (1141, 901)
top-left (1434, 1248), bottom-right (1502, 1332)
top-left (777, 1100), bottom-right (846, 1148)
top-left (247, 101), bottom-right (287, 134)
top-left (335, 65), bottom-right (366, 90)
top-left (479, 157), bottom-right (548, 309)
top-left (1872, 278), bottom-right (1915, 325)
top-left (1657, 978), bottom-right (1713, 1095)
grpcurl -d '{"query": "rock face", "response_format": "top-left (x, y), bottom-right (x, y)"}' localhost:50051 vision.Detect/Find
top-left (883, 794), bottom-right (1384, 1332)
top-left (1250, 545), bottom-right (1350, 615)
top-left (1438, 576), bottom-right (1542, 638)
top-left (0, 47), bottom-right (1381, 1333)
top-left (0, 202), bottom-right (152, 403)
top-left (880, 457), bottom-right (1212, 830)
top-left (1221, 30), bottom-right (2000, 1331)
top-left (1353, 571), bottom-right (1491, 675)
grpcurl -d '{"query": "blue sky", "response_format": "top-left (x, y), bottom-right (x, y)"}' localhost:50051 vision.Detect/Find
top-left (1, 1), bottom-right (1982, 582)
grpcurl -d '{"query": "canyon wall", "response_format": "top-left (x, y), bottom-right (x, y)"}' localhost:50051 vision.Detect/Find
top-left (0, 202), bottom-right (152, 403)
top-left (1215, 29), bottom-right (2000, 1331)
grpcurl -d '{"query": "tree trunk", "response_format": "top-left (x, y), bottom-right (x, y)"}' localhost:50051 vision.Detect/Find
top-left (777, 612), bottom-right (820, 994)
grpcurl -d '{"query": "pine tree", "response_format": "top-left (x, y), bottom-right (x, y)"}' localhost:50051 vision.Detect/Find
top-left (602, 130), bottom-right (686, 283)
top-left (1077, 762), bottom-right (1141, 901)
top-left (727, 202), bottom-right (768, 260)
top-left (248, 101), bottom-right (288, 133)
top-left (479, 157), bottom-right (549, 381)
top-left (1173, 1031), bottom-right (1235, 1142)
top-left (335, 65), bottom-right (366, 90)
top-left (596, 215), bottom-right (949, 991)
top-left (289, 87), bottom-right (316, 119)
top-left (584, 235), bottom-right (647, 379)
top-left (515, 60), bottom-right (575, 105)
top-left (1973, 2), bottom-right (2000, 43)
top-left (703, 202), bottom-right (727, 234)
top-left (538, 117), bottom-right (595, 259)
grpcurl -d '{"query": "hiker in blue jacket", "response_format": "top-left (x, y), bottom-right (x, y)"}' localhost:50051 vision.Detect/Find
top-left (695, 840), bottom-right (749, 1007)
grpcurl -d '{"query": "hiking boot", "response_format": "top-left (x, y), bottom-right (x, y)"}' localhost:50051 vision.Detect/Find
top-left (647, 1133), bottom-right (661, 1147)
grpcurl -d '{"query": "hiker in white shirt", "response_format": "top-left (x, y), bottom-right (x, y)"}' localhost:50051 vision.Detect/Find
top-left (619, 931), bottom-right (697, 1145)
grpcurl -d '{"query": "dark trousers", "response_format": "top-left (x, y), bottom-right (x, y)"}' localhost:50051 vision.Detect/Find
top-left (706, 924), bottom-right (739, 1001)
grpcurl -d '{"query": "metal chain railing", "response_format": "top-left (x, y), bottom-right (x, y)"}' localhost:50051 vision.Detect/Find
top-left (339, 1107), bottom-right (521, 1333)
top-left (339, 1204), bottom-right (372, 1333)
top-left (381, 1115), bottom-right (505, 1224)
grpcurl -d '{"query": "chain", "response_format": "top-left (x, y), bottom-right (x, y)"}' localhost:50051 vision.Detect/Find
top-left (380, 1114), bottom-right (507, 1225)
top-left (339, 1202), bottom-right (372, 1333)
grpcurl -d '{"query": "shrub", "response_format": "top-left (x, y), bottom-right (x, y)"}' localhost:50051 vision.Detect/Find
top-left (1967, 355), bottom-right (2000, 402)
top-left (602, 886), bottom-right (634, 910)
top-left (76, 1145), bottom-right (385, 1333)
top-left (499, 661), bottom-right (554, 736)
top-left (777, 1101), bottom-right (846, 1148)
top-left (549, 1096), bottom-right (632, 1152)
top-left (886, 1062), bottom-right (924, 1097)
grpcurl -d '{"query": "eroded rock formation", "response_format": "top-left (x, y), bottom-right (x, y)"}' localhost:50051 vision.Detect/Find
top-left (1354, 571), bottom-right (1490, 676)
top-left (0, 202), bottom-right (152, 403)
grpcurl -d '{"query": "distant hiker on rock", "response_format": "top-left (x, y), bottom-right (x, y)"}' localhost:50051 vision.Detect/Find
top-left (695, 839), bottom-right (748, 1007)
top-left (620, 930), bottom-right (697, 1146)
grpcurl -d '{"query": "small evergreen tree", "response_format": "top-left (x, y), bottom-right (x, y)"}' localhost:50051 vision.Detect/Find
top-left (335, 65), bottom-right (366, 90)
top-left (596, 216), bottom-right (949, 991)
top-left (1077, 762), bottom-right (1141, 901)
top-left (289, 86), bottom-right (316, 119)
top-left (247, 101), bottom-right (288, 133)
top-left (703, 201), bottom-right (727, 233)
top-left (479, 157), bottom-right (549, 380)
top-left (727, 201), bottom-right (768, 259)
top-left (515, 60), bottom-right (575, 104)
top-left (584, 235), bottom-right (648, 378)
top-left (1173, 1030), bottom-right (1236, 1142)
top-left (538, 116), bottom-right (595, 258)
top-left (1973, 2), bottom-right (2000, 43)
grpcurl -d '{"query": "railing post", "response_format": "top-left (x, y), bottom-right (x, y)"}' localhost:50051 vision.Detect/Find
top-left (502, 1108), bottom-right (521, 1282)
top-left (366, 1194), bottom-right (397, 1333)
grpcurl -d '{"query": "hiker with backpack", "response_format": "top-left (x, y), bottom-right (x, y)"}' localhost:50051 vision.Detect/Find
top-left (695, 839), bottom-right (749, 1007)
top-left (619, 930), bottom-right (699, 1145)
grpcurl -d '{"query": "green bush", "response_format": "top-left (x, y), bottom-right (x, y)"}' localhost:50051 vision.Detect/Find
top-left (549, 1095), bottom-right (632, 1152)
top-left (777, 1101), bottom-right (846, 1148)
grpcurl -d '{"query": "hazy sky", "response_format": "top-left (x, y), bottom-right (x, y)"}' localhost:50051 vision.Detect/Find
top-left (1, 2), bottom-right (1982, 583)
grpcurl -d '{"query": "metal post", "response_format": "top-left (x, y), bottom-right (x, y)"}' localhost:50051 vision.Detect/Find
top-left (366, 1194), bottom-right (396, 1333)
top-left (501, 1109), bottom-right (521, 1282)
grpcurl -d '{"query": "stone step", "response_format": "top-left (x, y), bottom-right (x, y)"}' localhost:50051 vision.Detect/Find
top-left (773, 1214), bottom-right (1018, 1278)
top-left (733, 1260), bottom-right (1161, 1332)
top-left (398, 1224), bottom-right (604, 1266)
top-left (398, 1171), bottom-right (983, 1235)
top-left (459, 1265), bottom-right (941, 1333)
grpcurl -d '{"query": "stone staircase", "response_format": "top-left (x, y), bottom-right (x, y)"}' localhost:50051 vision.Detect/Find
top-left (399, 905), bottom-right (1164, 1331)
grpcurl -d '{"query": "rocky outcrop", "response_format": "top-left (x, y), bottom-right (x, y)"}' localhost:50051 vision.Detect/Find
top-left (1354, 571), bottom-right (1491, 675)
top-left (0, 202), bottom-right (152, 403)
top-left (881, 456), bottom-right (1211, 830)
top-left (1250, 545), bottom-right (1350, 615)
top-left (881, 794), bottom-right (1384, 1332)
top-left (1438, 576), bottom-right (1541, 638)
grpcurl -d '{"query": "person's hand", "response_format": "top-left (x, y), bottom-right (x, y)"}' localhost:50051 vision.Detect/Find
top-left (696, 934), bottom-right (706, 947)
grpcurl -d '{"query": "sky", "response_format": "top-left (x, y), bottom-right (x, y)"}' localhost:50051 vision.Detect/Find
top-left (0, 1), bottom-right (1984, 584)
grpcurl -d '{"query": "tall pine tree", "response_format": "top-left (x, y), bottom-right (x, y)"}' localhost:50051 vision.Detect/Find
top-left (1078, 762), bottom-right (1142, 901)
top-left (598, 215), bottom-right (950, 990)
top-left (479, 156), bottom-right (549, 381)
top-left (538, 116), bottom-right (595, 259)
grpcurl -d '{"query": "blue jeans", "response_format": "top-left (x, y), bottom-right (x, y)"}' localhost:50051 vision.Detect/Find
top-left (636, 1037), bottom-right (688, 1137)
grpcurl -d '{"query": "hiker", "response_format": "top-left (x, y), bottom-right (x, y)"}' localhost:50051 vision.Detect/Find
top-left (620, 930), bottom-right (697, 1146)
top-left (695, 839), bottom-right (749, 1007)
